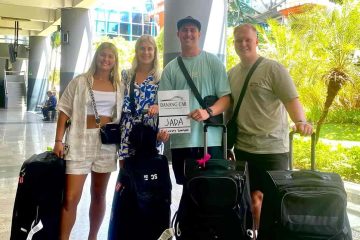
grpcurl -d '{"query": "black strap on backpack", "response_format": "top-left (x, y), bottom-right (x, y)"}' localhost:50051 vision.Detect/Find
top-left (129, 73), bottom-right (136, 116)
top-left (230, 56), bottom-right (264, 122)
top-left (177, 56), bottom-right (207, 109)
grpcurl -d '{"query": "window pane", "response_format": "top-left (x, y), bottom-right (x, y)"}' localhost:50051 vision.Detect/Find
top-left (108, 22), bottom-right (119, 34)
top-left (144, 24), bottom-right (151, 35)
top-left (132, 12), bottom-right (142, 24)
top-left (120, 23), bottom-right (130, 35)
top-left (108, 10), bottom-right (119, 22)
top-left (143, 14), bottom-right (152, 24)
top-left (96, 21), bottom-right (106, 33)
top-left (120, 11), bottom-right (129, 22)
top-left (132, 24), bottom-right (142, 36)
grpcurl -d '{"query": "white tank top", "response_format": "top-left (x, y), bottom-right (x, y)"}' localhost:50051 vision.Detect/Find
top-left (87, 90), bottom-right (116, 117)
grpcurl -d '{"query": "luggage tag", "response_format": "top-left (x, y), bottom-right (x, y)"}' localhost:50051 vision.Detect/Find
top-left (26, 219), bottom-right (43, 240)
top-left (196, 153), bottom-right (211, 168)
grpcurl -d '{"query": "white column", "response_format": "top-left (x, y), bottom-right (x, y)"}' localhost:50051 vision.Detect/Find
top-left (60, 8), bottom-right (93, 96)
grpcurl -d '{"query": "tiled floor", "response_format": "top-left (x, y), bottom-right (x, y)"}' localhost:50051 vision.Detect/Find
top-left (0, 108), bottom-right (182, 239)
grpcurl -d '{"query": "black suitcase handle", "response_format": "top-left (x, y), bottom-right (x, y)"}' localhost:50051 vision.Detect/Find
top-left (289, 131), bottom-right (316, 170)
top-left (204, 123), bottom-right (227, 159)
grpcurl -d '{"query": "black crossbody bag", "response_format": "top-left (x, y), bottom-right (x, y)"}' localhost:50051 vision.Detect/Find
top-left (177, 56), bottom-right (223, 124)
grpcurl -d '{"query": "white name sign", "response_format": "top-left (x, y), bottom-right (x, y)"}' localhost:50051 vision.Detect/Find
top-left (158, 90), bottom-right (190, 134)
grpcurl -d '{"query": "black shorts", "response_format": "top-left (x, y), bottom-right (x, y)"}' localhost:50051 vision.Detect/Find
top-left (171, 147), bottom-right (223, 185)
top-left (234, 148), bottom-right (289, 192)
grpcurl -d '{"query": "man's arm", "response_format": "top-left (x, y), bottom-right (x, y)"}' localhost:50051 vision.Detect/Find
top-left (209, 94), bottom-right (231, 116)
top-left (284, 97), bottom-right (313, 136)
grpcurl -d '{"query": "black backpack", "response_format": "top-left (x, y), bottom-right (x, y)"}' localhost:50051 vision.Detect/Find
top-left (259, 170), bottom-right (352, 240)
top-left (258, 133), bottom-right (352, 240)
top-left (172, 124), bottom-right (255, 240)
top-left (108, 123), bottom-right (172, 240)
top-left (10, 151), bottom-right (65, 240)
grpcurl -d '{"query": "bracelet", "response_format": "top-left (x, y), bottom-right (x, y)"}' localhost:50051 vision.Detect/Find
top-left (55, 140), bottom-right (62, 143)
top-left (295, 120), bottom-right (306, 124)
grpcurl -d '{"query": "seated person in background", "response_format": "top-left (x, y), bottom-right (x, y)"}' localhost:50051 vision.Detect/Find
top-left (42, 90), bottom-right (57, 120)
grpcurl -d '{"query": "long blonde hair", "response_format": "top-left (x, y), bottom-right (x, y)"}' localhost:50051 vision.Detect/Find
top-left (86, 42), bottom-right (120, 87)
top-left (130, 35), bottom-right (161, 82)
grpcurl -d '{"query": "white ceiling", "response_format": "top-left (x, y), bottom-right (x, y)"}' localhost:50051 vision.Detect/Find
top-left (0, 0), bottom-right (97, 38)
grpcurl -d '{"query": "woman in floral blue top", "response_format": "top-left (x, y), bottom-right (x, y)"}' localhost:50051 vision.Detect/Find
top-left (118, 35), bottom-right (168, 164)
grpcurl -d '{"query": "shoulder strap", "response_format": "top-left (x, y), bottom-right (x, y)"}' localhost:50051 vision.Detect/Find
top-left (231, 56), bottom-right (264, 121)
top-left (86, 78), bottom-right (101, 127)
top-left (121, 69), bottom-right (128, 83)
top-left (177, 56), bottom-right (207, 109)
top-left (129, 74), bottom-right (136, 115)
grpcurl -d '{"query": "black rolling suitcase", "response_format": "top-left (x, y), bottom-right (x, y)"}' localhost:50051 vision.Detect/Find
top-left (10, 151), bottom-right (65, 240)
top-left (259, 132), bottom-right (352, 240)
top-left (172, 124), bottom-right (255, 240)
top-left (108, 123), bottom-right (172, 240)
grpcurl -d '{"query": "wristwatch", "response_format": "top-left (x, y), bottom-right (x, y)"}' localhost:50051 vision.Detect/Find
top-left (206, 107), bottom-right (214, 117)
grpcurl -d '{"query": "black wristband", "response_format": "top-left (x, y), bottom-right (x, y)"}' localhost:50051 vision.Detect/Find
top-left (206, 107), bottom-right (214, 117)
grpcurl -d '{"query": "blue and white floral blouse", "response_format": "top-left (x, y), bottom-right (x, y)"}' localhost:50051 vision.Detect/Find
top-left (118, 70), bottom-right (159, 160)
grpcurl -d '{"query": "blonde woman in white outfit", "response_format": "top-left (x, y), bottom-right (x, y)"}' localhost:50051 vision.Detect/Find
top-left (53, 42), bottom-right (124, 240)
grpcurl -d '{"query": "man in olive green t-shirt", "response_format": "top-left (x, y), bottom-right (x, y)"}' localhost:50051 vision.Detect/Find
top-left (228, 23), bottom-right (313, 230)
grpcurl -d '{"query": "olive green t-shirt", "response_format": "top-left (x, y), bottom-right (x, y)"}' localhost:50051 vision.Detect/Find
top-left (228, 57), bottom-right (298, 153)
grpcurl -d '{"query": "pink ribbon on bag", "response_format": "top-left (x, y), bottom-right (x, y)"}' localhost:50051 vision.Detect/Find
top-left (196, 153), bottom-right (211, 168)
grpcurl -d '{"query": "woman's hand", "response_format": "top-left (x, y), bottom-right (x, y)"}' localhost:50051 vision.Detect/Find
top-left (53, 142), bottom-right (64, 158)
top-left (157, 129), bottom-right (170, 143)
top-left (148, 104), bottom-right (159, 117)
